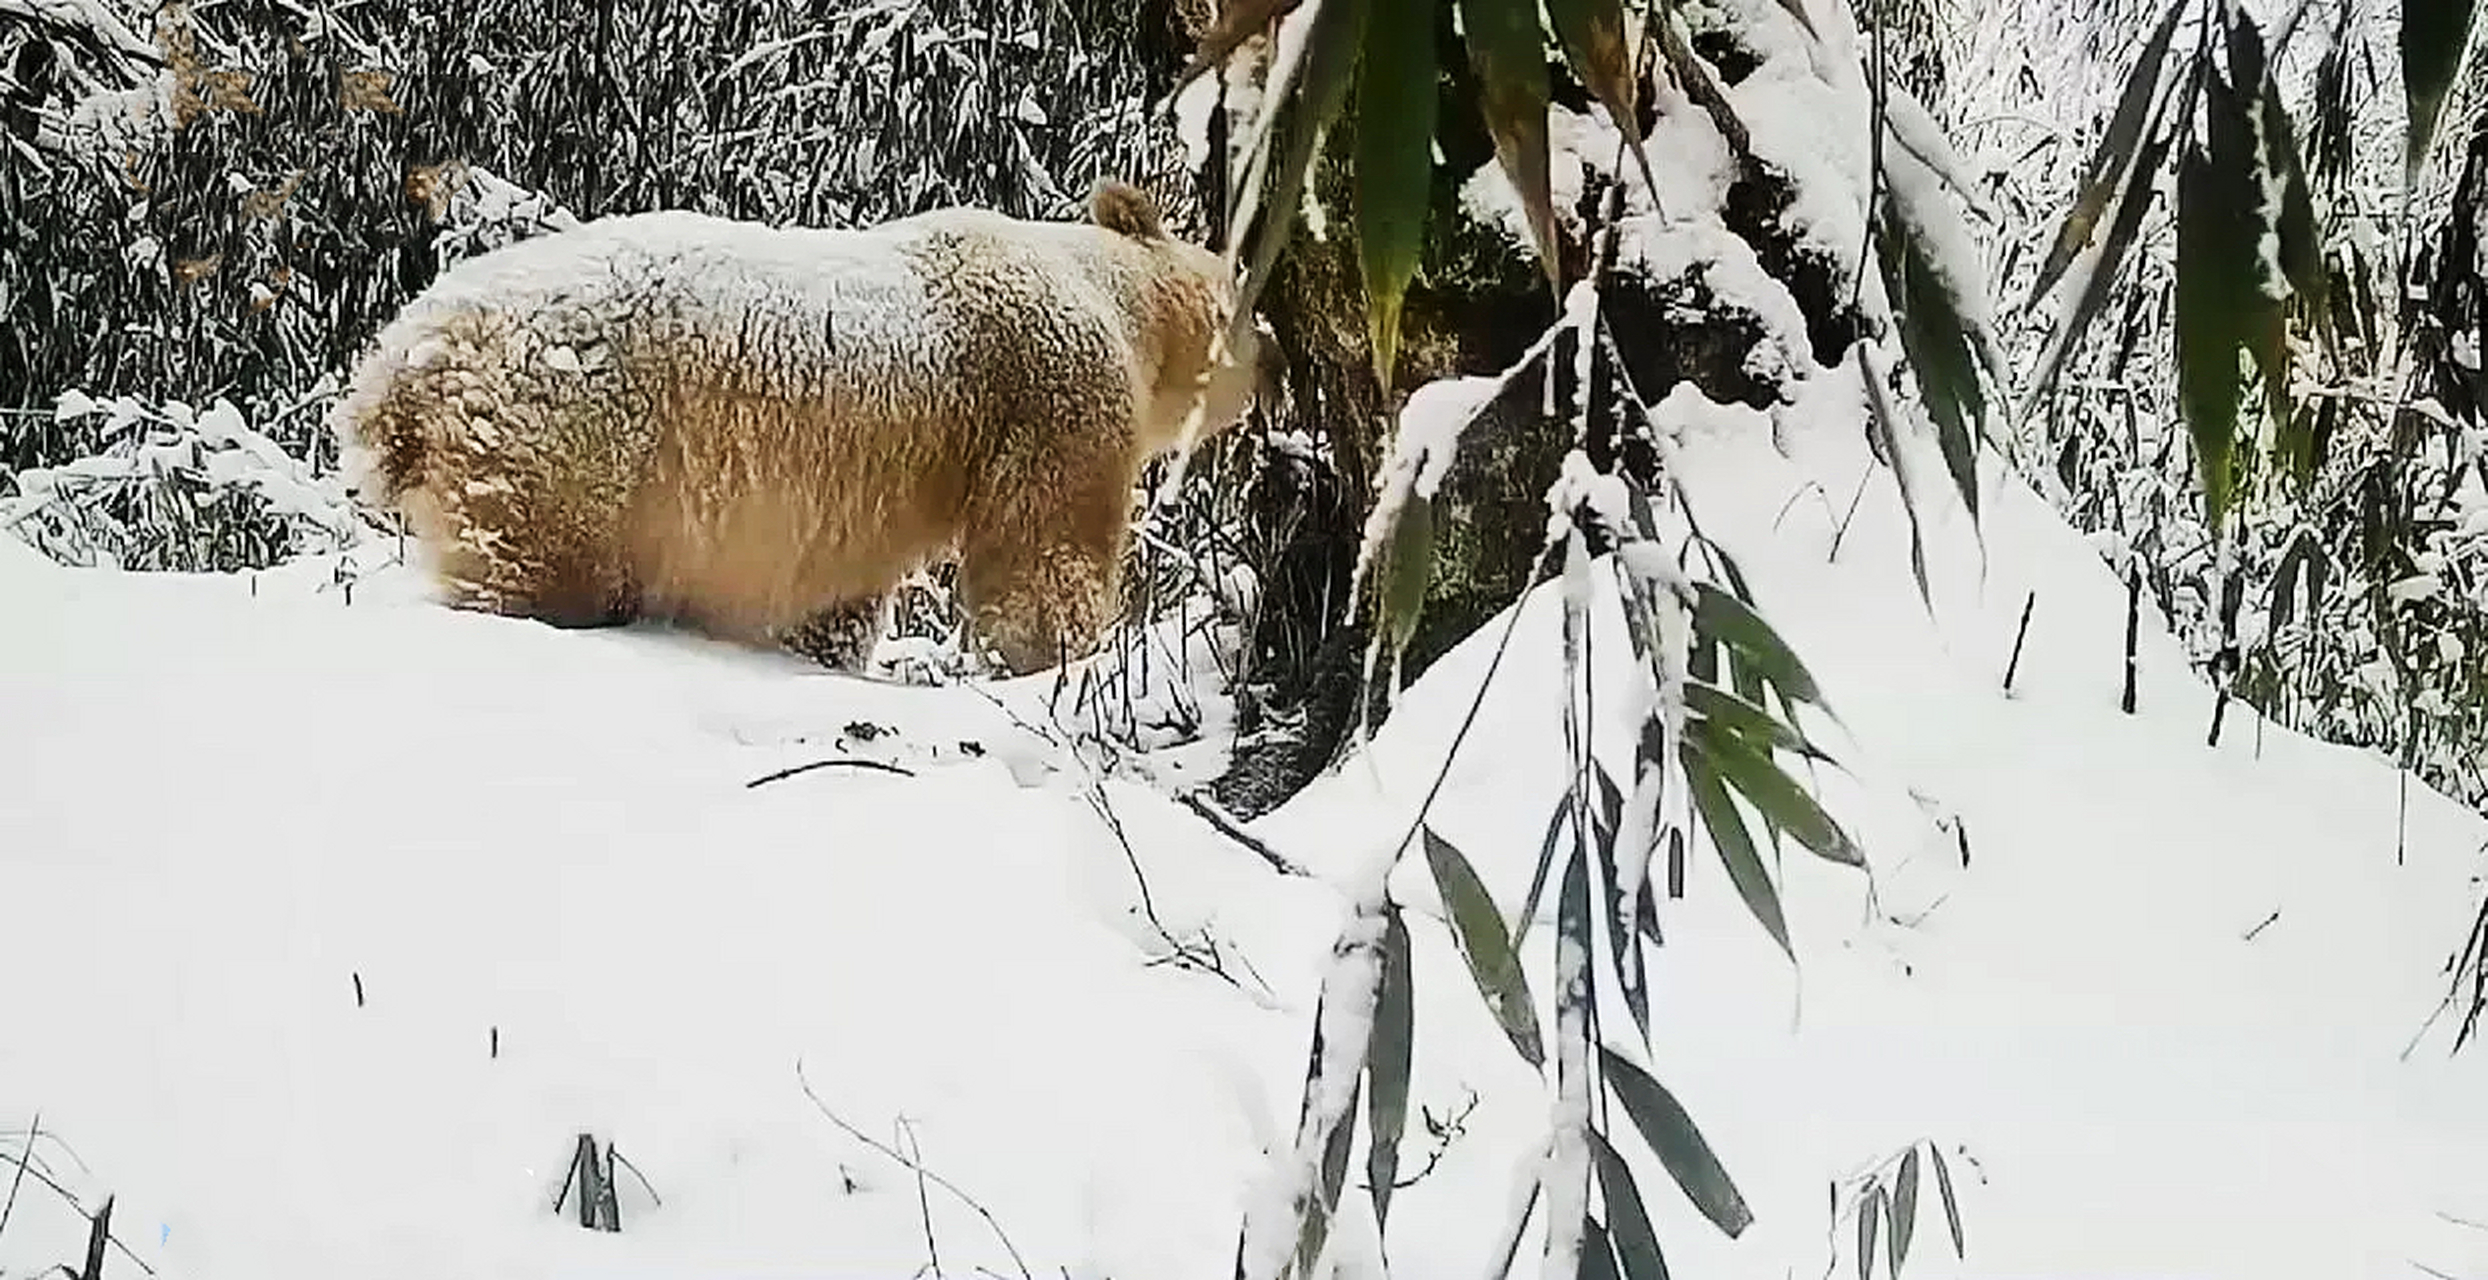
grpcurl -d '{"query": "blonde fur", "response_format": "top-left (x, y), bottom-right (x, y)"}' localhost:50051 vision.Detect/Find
top-left (333, 179), bottom-right (1260, 674)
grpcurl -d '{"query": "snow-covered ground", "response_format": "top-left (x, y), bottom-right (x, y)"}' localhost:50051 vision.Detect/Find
top-left (7, 364), bottom-right (2488, 1280)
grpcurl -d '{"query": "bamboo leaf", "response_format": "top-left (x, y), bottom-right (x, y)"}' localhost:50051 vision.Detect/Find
top-left (2258, 77), bottom-right (2324, 324)
top-left (1859, 1185), bottom-right (1883, 1280)
top-left (1879, 203), bottom-right (1990, 525)
top-left (1515, 786), bottom-right (1571, 948)
top-left (1354, 0), bottom-right (1438, 389)
top-left (1680, 737), bottom-right (1792, 958)
top-left (1232, 0), bottom-right (1372, 324)
top-left (1692, 583), bottom-right (1827, 710)
top-left (1930, 1145), bottom-right (1965, 1258)
top-left (2400, 0), bottom-right (2482, 186)
top-left (1689, 715), bottom-right (1863, 866)
top-left (1891, 1148), bottom-right (1921, 1272)
top-left (1860, 345), bottom-right (1936, 609)
top-left (1590, 1130), bottom-right (1672, 1280)
top-left (1423, 825), bottom-right (1545, 1066)
top-left (2024, 70), bottom-right (2184, 407)
top-left (2030, 0), bottom-right (2188, 303)
top-left (1546, 0), bottom-right (1660, 202)
top-left (1459, 0), bottom-right (1561, 293)
top-left (1366, 906), bottom-right (1415, 1234)
top-left (1600, 1048), bottom-right (1755, 1238)
top-left (1298, 1070), bottom-right (1362, 1276)
top-left (2176, 49), bottom-right (2264, 537)
top-left (1581, 1217), bottom-right (1624, 1280)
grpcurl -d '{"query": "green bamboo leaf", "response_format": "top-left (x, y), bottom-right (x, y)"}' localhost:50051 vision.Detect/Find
top-left (1422, 825), bottom-right (1546, 1066)
top-left (1459, 0), bottom-right (1560, 293)
top-left (1546, 0), bottom-right (1660, 202)
top-left (1514, 786), bottom-right (1571, 948)
top-left (2400, 0), bottom-right (2482, 186)
top-left (2271, 525), bottom-right (2321, 632)
top-left (1366, 905), bottom-right (1415, 1233)
top-left (2024, 68), bottom-right (2185, 406)
top-left (1600, 1047), bottom-right (1755, 1238)
top-left (1891, 1148), bottom-right (1921, 1273)
top-left (1689, 715), bottom-right (1863, 866)
top-left (1581, 1216), bottom-right (1624, 1280)
top-left (1692, 583), bottom-right (1827, 710)
top-left (1878, 207), bottom-right (1989, 525)
top-left (1589, 1130), bottom-right (1672, 1280)
top-left (2029, 0), bottom-right (2188, 304)
top-left (1354, 0), bottom-right (1437, 390)
top-left (1233, 0), bottom-right (1373, 325)
top-left (2175, 56), bottom-right (2262, 536)
top-left (1930, 1145), bottom-right (1965, 1258)
top-left (1679, 737), bottom-right (1792, 958)
top-left (1859, 1185), bottom-right (1884, 1280)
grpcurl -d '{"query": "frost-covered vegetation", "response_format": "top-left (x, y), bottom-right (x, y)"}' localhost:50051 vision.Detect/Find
top-left (4, 0), bottom-right (2488, 1277)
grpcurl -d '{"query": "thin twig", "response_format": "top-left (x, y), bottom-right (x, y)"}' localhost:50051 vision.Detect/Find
top-left (795, 1060), bottom-right (1034, 1280)
top-left (745, 757), bottom-right (918, 788)
top-left (899, 1118), bottom-right (942, 1279)
top-left (0, 1110), bottom-right (36, 1243)
top-left (1177, 791), bottom-right (1310, 876)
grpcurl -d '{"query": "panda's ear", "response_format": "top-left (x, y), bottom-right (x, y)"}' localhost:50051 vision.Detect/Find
top-left (1088, 179), bottom-right (1165, 241)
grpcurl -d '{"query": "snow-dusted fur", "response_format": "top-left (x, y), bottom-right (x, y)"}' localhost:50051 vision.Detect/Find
top-left (332, 180), bottom-right (1260, 674)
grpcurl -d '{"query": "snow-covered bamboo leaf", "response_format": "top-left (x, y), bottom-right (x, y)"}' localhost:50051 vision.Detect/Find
top-left (2029, 0), bottom-right (2187, 304)
top-left (1599, 1048), bottom-right (1754, 1238)
top-left (1681, 737), bottom-right (1791, 956)
top-left (1656, 7), bottom-right (1750, 156)
top-left (1355, 0), bottom-right (1437, 389)
top-left (1547, 0), bottom-right (1659, 203)
top-left (2258, 79), bottom-right (2324, 324)
top-left (1859, 1185), bottom-right (1884, 1280)
top-left (2225, 14), bottom-right (2292, 432)
top-left (1692, 583), bottom-right (1827, 711)
top-left (1859, 346), bottom-right (1935, 607)
top-left (1297, 1069), bottom-right (1362, 1276)
top-left (1366, 905), bottom-right (1415, 1233)
top-left (1548, 841), bottom-right (1596, 1279)
top-left (1589, 1130), bottom-right (1671, 1280)
top-left (1891, 1147), bottom-right (1920, 1272)
top-left (1422, 825), bottom-right (1546, 1066)
top-left (1459, 0), bottom-right (1560, 293)
top-left (1930, 1145), bottom-right (1965, 1258)
top-left (1688, 715), bottom-right (1862, 866)
top-left (2400, 0), bottom-right (2482, 186)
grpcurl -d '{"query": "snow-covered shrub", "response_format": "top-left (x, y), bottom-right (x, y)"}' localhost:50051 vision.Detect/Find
top-left (2, 391), bottom-right (364, 572)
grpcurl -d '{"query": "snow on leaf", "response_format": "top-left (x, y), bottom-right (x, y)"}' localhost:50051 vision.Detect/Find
top-left (53, 388), bottom-right (100, 420)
